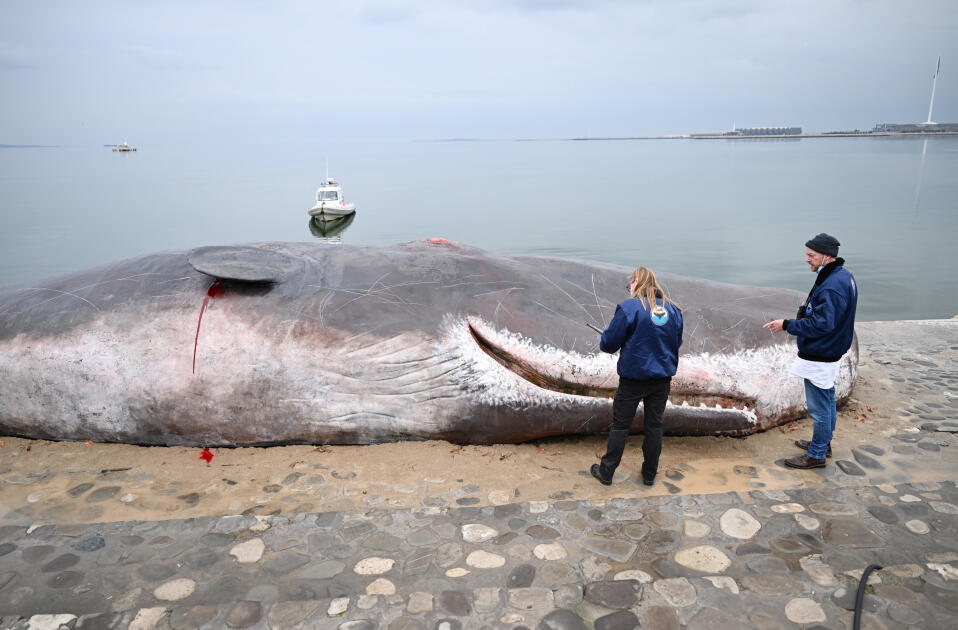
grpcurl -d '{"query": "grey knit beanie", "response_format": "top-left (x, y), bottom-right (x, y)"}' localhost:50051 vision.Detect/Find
top-left (805, 233), bottom-right (840, 257)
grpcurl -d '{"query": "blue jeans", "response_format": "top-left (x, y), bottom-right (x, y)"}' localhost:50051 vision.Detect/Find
top-left (805, 378), bottom-right (836, 459)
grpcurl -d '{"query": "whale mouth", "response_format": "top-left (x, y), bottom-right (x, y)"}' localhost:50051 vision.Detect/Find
top-left (467, 321), bottom-right (757, 418)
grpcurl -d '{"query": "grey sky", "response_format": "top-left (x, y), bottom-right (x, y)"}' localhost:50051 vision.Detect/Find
top-left (2, 0), bottom-right (956, 144)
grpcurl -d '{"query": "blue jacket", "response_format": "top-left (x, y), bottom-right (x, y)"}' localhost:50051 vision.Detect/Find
top-left (784, 259), bottom-right (857, 362)
top-left (600, 296), bottom-right (683, 380)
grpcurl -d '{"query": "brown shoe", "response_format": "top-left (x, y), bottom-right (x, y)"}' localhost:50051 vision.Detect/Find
top-left (794, 439), bottom-right (832, 457)
top-left (785, 454), bottom-right (827, 469)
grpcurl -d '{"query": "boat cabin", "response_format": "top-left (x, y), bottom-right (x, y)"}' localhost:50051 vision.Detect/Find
top-left (316, 180), bottom-right (342, 203)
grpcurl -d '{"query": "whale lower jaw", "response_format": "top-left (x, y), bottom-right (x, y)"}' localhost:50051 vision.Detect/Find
top-left (463, 317), bottom-right (806, 436)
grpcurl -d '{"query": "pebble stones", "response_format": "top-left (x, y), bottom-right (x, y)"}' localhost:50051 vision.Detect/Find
top-left (171, 605), bottom-right (221, 629)
top-left (584, 580), bottom-right (641, 609)
top-left (836, 460), bottom-right (866, 476)
top-left (406, 592), bottom-right (433, 614)
top-left (652, 577), bottom-right (697, 607)
top-left (683, 520), bottom-right (711, 537)
top-left (474, 587), bottom-right (503, 613)
top-left (703, 576), bottom-right (739, 594)
top-left (229, 538), bottom-right (265, 563)
top-left (365, 578), bottom-right (395, 595)
top-left (353, 557), bottom-right (395, 575)
top-left (461, 524), bottom-right (497, 543)
top-left (533, 543), bottom-right (567, 561)
top-left (785, 598), bottom-right (826, 624)
top-left (72, 536), bottom-right (105, 552)
top-left (487, 491), bottom-right (511, 505)
top-left (439, 591), bottom-right (474, 617)
top-left (580, 537), bottom-right (637, 563)
top-left (153, 578), bottom-right (196, 601)
top-left (852, 449), bottom-right (884, 470)
top-left (129, 608), bottom-right (167, 630)
top-left (225, 601), bottom-right (262, 628)
top-left (930, 501), bottom-right (958, 514)
top-left (465, 550), bottom-right (505, 568)
top-left (794, 513), bottom-right (820, 530)
top-left (23, 615), bottom-right (78, 630)
top-left (673, 545), bottom-right (731, 573)
top-left (887, 602), bottom-right (924, 625)
top-left (594, 610), bottom-right (639, 630)
top-left (508, 587), bottom-right (552, 612)
top-left (905, 520), bottom-right (930, 534)
top-left (867, 506), bottom-right (900, 524)
top-left (809, 502), bottom-right (858, 516)
top-left (327, 597), bottom-right (349, 616)
top-left (719, 508), bottom-right (761, 539)
top-left (928, 563), bottom-right (958, 581)
top-left (507, 564), bottom-right (535, 588)
top-left (822, 520), bottom-right (885, 548)
top-left (67, 483), bottom-right (94, 498)
top-left (539, 609), bottom-right (587, 630)
top-left (614, 570), bottom-right (652, 583)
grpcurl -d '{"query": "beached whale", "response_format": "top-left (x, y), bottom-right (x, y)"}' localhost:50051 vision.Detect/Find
top-left (0, 240), bottom-right (857, 446)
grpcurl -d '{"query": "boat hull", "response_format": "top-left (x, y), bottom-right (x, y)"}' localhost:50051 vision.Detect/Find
top-left (308, 202), bottom-right (356, 220)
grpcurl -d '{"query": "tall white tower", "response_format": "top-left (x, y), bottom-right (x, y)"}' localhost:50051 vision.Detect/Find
top-left (921, 57), bottom-right (941, 125)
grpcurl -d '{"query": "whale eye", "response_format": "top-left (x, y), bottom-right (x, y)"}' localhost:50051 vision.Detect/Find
top-left (187, 246), bottom-right (302, 283)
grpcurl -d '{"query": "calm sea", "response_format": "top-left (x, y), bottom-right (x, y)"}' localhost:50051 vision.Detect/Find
top-left (1, 136), bottom-right (956, 321)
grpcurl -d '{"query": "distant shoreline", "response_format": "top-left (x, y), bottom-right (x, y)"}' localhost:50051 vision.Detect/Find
top-left (511, 131), bottom-right (958, 142)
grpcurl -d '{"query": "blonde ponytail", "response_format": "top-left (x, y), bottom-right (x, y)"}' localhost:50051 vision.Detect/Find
top-left (629, 267), bottom-right (682, 311)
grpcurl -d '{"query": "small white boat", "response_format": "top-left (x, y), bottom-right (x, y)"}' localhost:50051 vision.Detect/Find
top-left (112, 142), bottom-right (136, 152)
top-left (307, 177), bottom-right (356, 221)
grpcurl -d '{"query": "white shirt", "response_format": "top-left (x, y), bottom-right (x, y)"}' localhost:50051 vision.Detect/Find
top-left (789, 357), bottom-right (841, 390)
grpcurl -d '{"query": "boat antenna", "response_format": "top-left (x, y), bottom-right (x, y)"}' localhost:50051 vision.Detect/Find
top-left (325, 155), bottom-right (329, 182)
top-left (923, 57), bottom-right (941, 125)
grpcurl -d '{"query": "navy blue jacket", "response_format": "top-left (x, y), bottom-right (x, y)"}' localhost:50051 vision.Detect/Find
top-left (600, 296), bottom-right (683, 380)
top-left (784, 259), bottom-right (857, 362)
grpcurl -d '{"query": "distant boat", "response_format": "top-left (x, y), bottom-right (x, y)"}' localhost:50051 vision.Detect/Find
top-left (307, 177), bottom-right (356, 222)
top-left (112, 142), bottom-right (136, 152)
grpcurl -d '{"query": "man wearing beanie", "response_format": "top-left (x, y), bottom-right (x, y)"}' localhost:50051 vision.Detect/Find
top-left (763, 233), bottom-right (858, 469)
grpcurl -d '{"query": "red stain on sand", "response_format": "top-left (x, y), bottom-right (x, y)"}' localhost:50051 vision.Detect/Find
top-left (199, 448), bottom-right (214, 465)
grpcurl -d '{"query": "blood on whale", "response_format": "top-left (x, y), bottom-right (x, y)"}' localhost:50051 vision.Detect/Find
top-left (193, 280), bottom-right (225, 374)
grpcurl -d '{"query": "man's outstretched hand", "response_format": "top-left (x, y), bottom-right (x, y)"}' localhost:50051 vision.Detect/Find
top-left (763, 319), bottom-right (785, 333)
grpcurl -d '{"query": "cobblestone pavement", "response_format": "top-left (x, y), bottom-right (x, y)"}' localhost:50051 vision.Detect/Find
top-left (1, 320), bottom-right (955, 629)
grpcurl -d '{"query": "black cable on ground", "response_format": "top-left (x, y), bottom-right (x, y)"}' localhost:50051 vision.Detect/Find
top-left (854, 563), bottom-right (883, 630)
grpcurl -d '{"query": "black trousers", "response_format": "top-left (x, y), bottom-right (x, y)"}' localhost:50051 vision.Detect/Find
top-left (599, 376), bottom-right (671, 481)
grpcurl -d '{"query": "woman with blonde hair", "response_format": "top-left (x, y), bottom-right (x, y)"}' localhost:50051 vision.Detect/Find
top-left (591, 267), bottom-right (683, 487)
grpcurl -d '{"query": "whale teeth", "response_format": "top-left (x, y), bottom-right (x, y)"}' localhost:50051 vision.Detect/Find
top-left (681, 401), bottom-right (690, 407)
top-left (699, 402), bottom-right (707, 408)
top-left (714, 403), bottom-right (723, 409)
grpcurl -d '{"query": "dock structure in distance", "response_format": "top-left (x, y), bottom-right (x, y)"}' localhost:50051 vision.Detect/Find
top-left (873, 122), bottom-right (958, 133)
top-left (690, 126), bottom-right (802, 139)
